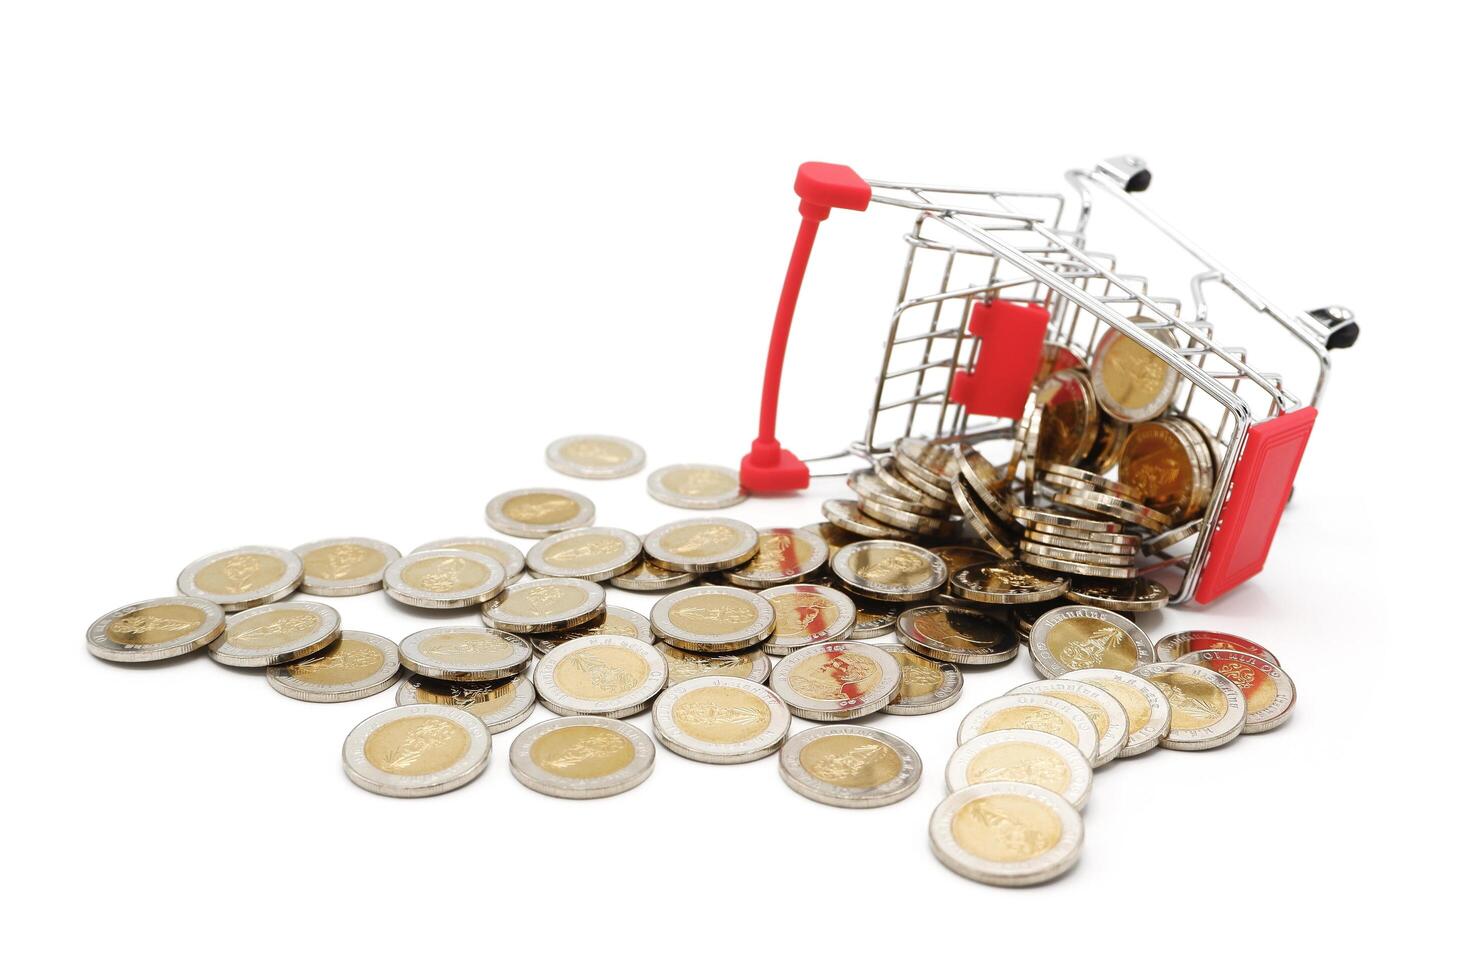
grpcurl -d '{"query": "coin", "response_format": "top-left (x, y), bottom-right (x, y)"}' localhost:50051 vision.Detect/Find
top-left (952, 479), bottom-right (1017, 559)
top-left (1030, 523), bottom-right (1142, 548)
top-left (481, 577), bottom-right (606, 633)
top-left (850, 597), bottom-right (901, 638)
top-left (758, 584), bottom-right (857, 654)
top-left (1009, 678), bottom-right (1128, 765)
top-left (929, 782), bottom-right (1083, 886)
top-left (509, 716), bottom-right (655, 799)
top-left (1091, 321), bottom-right (1181, 423)
top-left (292, 537), bottom-right (400, 597)
top-left (1054, 489), bottom-right (1171, 533)
top-left (657, 641), bottom-right (772, 684)
top-left (384, 549), bottom-right (507, 609)
top-left (86, 596), bottom-right (226, 663)
top-left (1061, 667), bottom-right (1172, 757)
top-left (1082, 416), bottom-right (1130, 473)
top-left (1020, 540), bottom-right (1136, 567)
top-left (830, 540), bottom-right (947, 603)
top-left (525, 526), bottom-right (642, 581)
top-left (954, 445), bottom-right (1015, 520)
top-left (396, 670), bottom-right (538, 734)
top-left (529, 607), bottom-right (655, 655)
top-left (1145, 519), bottom-right (1203, 556)
top-left (533, 635), bottom-right (667, 717)
top-left (1022, 551), bottom-right (1138, 580)
top-left (1015, 600), bottom-right (1065, 639)
top-left (722, 527), bottom-right (828, 588)
top-left (1036, 339), bottom-right (1088, 382)
top-left (1134, 662), bottom-right (1248, 750)
top-left (342, 704), bottom-right (491, 798)
top-left (642, 517), bottom-right (760, 573)
top-left (1029, 605), bottom-right (1156, 678)
top-left (608, 556), bottom-right (698, 591)
top-left (399, 626), bottom-right (531, 682)
top-left (1177, 649), bottom-right (1296, 734)
top-left (411, 537), bottom-right (525, 583)
top-left (944, 730), bottom-right (1092, 807)
top-left (897, 605), bottom-right (1018, 665)
top-left (485, 487), bottom-right (596, 538)
top-left (208, 601), bottom-right (342, 668)
top-left (769, 640), bottom-right (902, 721)
top-left (652, 676), bottom-right (790, 764)
top-left (1156, 630), bottom-right (1278, 665)
top-left (803, 521), bottom-right (865, 553)
top-left (930, 545), bottom-right (995, 581)
top-left (266, 631), bottom-right (401, 702)
top-left (646, 464), bottom-right (746, 509)
top-left (894, 436), bottom-right (961, 489)
top-left (778, 725), bottom-right (921, 808)
top-left (876, 643), bottom-right (963, 715)
top-left (1118, 420), bottom-right (1214, 520)
top-left (857, 495), bottom-right (951, 535)
top-left (1032, 369), bottom-right (1100, 469)
top-left (956, 693), bottom-right (1100, 764)
top-left (1042, 464), bottom-right (1145, 503)
top-left (177, 545), bottom-right (304, 611)
top-left (1065, 577), bottom-right (1170, 612)
top-left (950, 559), bottom-right (1068, 605)
top-left (650, 586), bottom-right (776, 652)
top-left (820, 498), bottom-right (918, 541)
top-left (545, 434), bottom-right (647, 480)
top-left (849, 468), bottom-right (948, 516)
top-left (873, 456), bottom-right (951, 511)
top-left (1013, 507), bottom-right (1124, 534)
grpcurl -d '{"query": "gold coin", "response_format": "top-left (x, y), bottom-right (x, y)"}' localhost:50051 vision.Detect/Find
top-left (759, 584), bottom-right (857, 653)
top-left (956, 693), bottom-right (1100, 764)
top-left (651, 585), bottom-right (776, 652)
top-left (545, 434), bottom-right (646, 479)
top-left (652, 676), bottom-right (789, 764)
top-left (384, 549), bottom-right (508, 609)
top-left (929, 782), bottom-right (1083, 885)
top-left (950, 559), bottom-right (1069, 605)
top-left (944, 729), bottom-right (1092, 807)
top-left (608, 556), bottom-right (697, 591)
top-left (525, 526), bottom-right (642, 581)
top-left (266, 630), bottom-right (401, 702)
top-left (820, 499), bottom-right (919, 541)
top-left (779, 725), bottom-right (922, 807)
top-left (293, 537), bottom-right (399, 597)
top-left (896, 605), bottom-right (1018, 665)
top-left (533, 635), bottom-right (668, 718)
top-left (643, 518), bottom-right (761, 573)
top-left (485, 488), bottom-right (595, 539)
top-left (395, 670), bottom-right (537, 733)
top-left (509, 717), bottom-right (655, 799)
top-left (481, 577), bottom-right (606, 633)
top-left (344, 705), bottom-right (489, 797)
top-left (830, 539), bottom-right (948, 602)
top-left (412, 537), bottom-right (525, 582)
top-left (176, 545), bottom-right (303, 612)
top-left (1032, 369), bottom-right (1099, 469)
top-left (86, 596), bottom-right (226, 663)
top-left (646, 464), bottom-right (746, 509)
top-left (1091, 321), bottom-right (1181, 423)
top-left (1118, 419), bottom-right (1215, 521)
top-left (769, 640), bottom-right (903, 721)
top-left (1028, 605), bottom-right (1155, 676)
top-left (876, 643), bottom-right (963, 715)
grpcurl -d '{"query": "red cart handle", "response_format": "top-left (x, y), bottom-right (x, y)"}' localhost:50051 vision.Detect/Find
top-left (740, 163), bottom-right (872, 493)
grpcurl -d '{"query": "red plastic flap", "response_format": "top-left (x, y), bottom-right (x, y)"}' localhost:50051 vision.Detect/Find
top-left (950, 301), bottom-right (1048, 419)
top-left (1193, 407), bottom-right (1317, 605)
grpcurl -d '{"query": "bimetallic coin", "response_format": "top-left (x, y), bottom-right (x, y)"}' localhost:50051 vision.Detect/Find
top-left (951, 560), bottom-right (1069, 605)
top-left (1010, 678), bottom-right (1129, 766)
top-left (876, 643), bottom-right (963, 716)
top-left (758, 584), bottom-right (857, 654)
top-left (1145, 519), bottom-right (1203, 556)
top-left (208, 601), bottom-right (341, 668)
top-left (723, 527), bottom-right (828, 588)
top-left (525, 526), bottom-right (642, 582)
top-left (1118, 419), bottom-right (1214, 521)
top-left (411, 537), bottom-right (525, 583)
top-left (384, 549), bottom-right (506, 609)
top-left (1029, 605), bottom-right (1156, 678)
top-left (292, 537), bottom-right (400, 597)
top-left (820, 499), bottom-right (917, 541)
top-left (930, 545), bottom-right (996, 581)
top-left (1062, 667), bottom-right (1171, 757)
top-left (857, 495), bottom-right (950, 535)
top-left (1065, 577), bottom-right (1170, 612)
top-left (897, 605), bottom-right (1018, 665)
top-left (1025, 529), bottom-right (1138, 556)
top-left (651, 586), bottom-right (776, 652)
top-left (850, 598), bottom-right (901, 639)
top-left (342, 704), bottom-right (490, 798)
top-left (944, 730), bottom-right (1092, 807)
top-left (177, 545), bottom-right (303, 611)
top-left (652, 676), bottom-right (790, 764)
top-left (545, 434), bottom-right (646, 480)
top-left (849, 468), bottom-right (948, 517)
top-left (1032, 369), bottom-right (1100, 469)
top-left (399, 626), bottom-right (531, 682)
top-left (86, 596), bottom-right (225, 663)
top-left (481, 577), bottom-right (606, 634)
top-left (769, 640), bottom-right (902, 721)
top-left (530, 607), bottom-right (654, 655)
top-left (1091, 321), bottom-right (1181, 423)
top-left (510, 716), bottom-right (655, 799)
top-left (266, 631), bottom-right (401, 702)
top-left (1013, 507), bottom-right (1125, 534)
top-left (485, 487), bottom-right (596, 539)
top-left (608, 557), bottom-right (697, 591)
top-left (1022, 551), bottom-right (1138, 580)
top-left (954, 445), bottom-right (1015, 521)
top-left (1041, 464), bottom-right (1145, 503)
top-left (872, 456), bottom-right (950, 511)
top-left (830, 540), bottom-right (947, 603)
top-left (534, 635), bottom-right (667, 718)
top-left (894, 437), bottom-right (961, 488)
top-left (646, 464), bottom-right (746, 510)
top-left (1156, 630), bottom-right (1279, 665)
top-left (952, 477), bottom-right (1016, 558)
top-left (778, 725), bottom-right (921, 809)
top-left (643, 517), bottom-right (760, 573)
top-left (1134, 662), bottom-right (1248, 750)
top-left (1177, 649), bottom-right (1296, 734)
top-left (957, 693), bottom-right (1100, 765)
top-left (396, 669), bottom-right (537, 735)
top-left (1021, 540), bottom-right (1136, 567)
top-left (929, 782), bottom-right (1083, 886)
top-left (657, 641), bottom-right (771, 685)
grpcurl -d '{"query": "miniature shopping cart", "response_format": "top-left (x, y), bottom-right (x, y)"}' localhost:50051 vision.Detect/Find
top-left (740, 156), bottom-right (1358, 605)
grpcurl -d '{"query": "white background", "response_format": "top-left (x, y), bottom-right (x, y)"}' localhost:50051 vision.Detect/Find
top-left (2, 1), bottom-right (1460, 975)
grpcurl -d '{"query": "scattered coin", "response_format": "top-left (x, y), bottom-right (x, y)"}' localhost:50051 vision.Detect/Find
top-left (929, 782), bottom-right (1083, 886)
top-left (485, 487), bottom-right (596, 538)
top-left (657, 642), bottom-right (771, 685)
top-left (396, 669), bottom-right (538, 734)
top-left (482, 577), bottom-right (606, 633)
top-left (1062, 667), bottom-right (1172, 758)
top-left (1155, 630), bottom-right (1279, 665)
top-left (177, 545), bottom-right (303, 611)
top-left (652, 676), bottom-right (791, 764)
top-left (950, 560), bottom-right (1068, 605)
top-left (897, 605), bottom-right (1018, 665)
top-left (1065, 577), bottom-right (1170, 612)
top-left (609, 557), bottom-right (699, 592)
top-left (646, 464), bottom-right (746, 509)
top-left (266, 631), bottom-right (401, 702)
top-left (722, 527), bottom-right (828, 587)
top-left (545, 434), bottom-right (647, 480)
top-left (1134, 662), bottom-right (1248, 750)
top-left (529, 607), bottom-right (655, 655)
top-left (802, 521), bottom-right (865, 553)
top-left (292, 537), bottom-right (400, 597)
top-left (384, 549), bottom-right (507, 609)
top-left (778, 725), bottom-right (921, 808)
top-left (758, 584), bottom-right (856, 654)
top-left (1091, 321), bottom-right (1181, 423)
top-left (956, 693), bottom-right (1100, 765)
top-left (830, 540), bottom-right (947, 603)
top-left (1010, 678), bottom-right (1129, 765)
top-left (399, 626), bottom-right (531, 682)
top-left (768, 640), bottom-right (902, 721)
top-left (1177, 649), bottom-right (1296, 734)
top-left (509, 716), bottom-right (656, 799)
top-left (650, 586), bottom-right (776, 652)
top-left (876, 643), bottom-right (963, 716)
top-left (526, 526), bottom-right (642, 581)
top-left (411, 537), bottom-right (525, 583)
top-left (643, 517), bottom-right (761, 573)
top-left (342, 704), bottom-right (491, 798)
top-left (944, 730), bottom-right (1092, 807)
top-left (1029, 605), bottom-right (1157, 678)
top-left (952, 477), bottom-right (1017, 558)
top-left (820, 499), bottom-right (917, 541)
top-left (1030, 369), bottom-right (1100, 469)
top-left (86, 596), bottom-right (226, 663)
top-left (208, 601), bottom-right (342, 668)
top-left (533, 635), bottom-right (668, 718)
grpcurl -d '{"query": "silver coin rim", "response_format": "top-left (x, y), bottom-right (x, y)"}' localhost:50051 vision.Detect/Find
top-left (875, 643), bottom-right (964, 715)
top-left (956, 692), bottom-right (1101, 765)
top-left (642, 517), bottom-right (761, 573)
top-left (398, 625), bottom-right (532, 681)
top-left (481, 577), bottom-right (607, 632)
top-left (650, 585), bottom-right (776, 652)
top-left (208, 600), bottom-right (342, 667)
top-left (529, 607), bottom-right (655, 654)
top-left (291, 537), bottom-right (401, 596)
top-left (651, 676), bottom-right (791, 764)
top-left (757, 583), bottom-right (857, 652)
top-left (1029, 604), bottom-right (1157, 678)
top-left (943, 729), bottom-right (1092, 806)
top-left (1155, 630), bottom-right (1278, 665)
top-left (645, 464), bottom-right (746, 510)
top-left (86, 596), bottom-right (225, 662)
top-left (1134, 661), bottom-right (1249, 749)
top-left (778, 724), bottom-right (922, 808)
top-left (533, 635), bottom-right (669, 717)
top-left (394, 669), bottom-right (538, 734)
top-left (176, 545), bottom-right (304, 611)
top-left (383, 549), bottom-right (507, 608)
top-left (1062, 667), bottom-right (1172, 757)
top-left (830, 540), bottom-right (947, 602)
top-left (545, 434), bottom-right (647, 480)
top-left (608, 558), bottom-right (698, 591)
top-left (1091, 325), bottom-right (1181, 423)
top-left (722, 527), bottom-right (830, 587)
top-left (341, 704), bottom-right (491, 798)
top-left (411, 537), bottom-right (525, 583)
top-left (509, 715), bottom-right (656, 798)
top-left (525, 526), bottom-right (643, 581)
top-left (1176, 649), bottom-right (1296, 734)
top-left (768, 640), bottom-right (902, 721)
top-left (896, 604), bottom-right (1019, 665)
top-left (929, 781), bottom-right (1084, 886)
top-left (820, 498), bottom-right (916, 541)
top-left (1009, 677), bottom-right (1129, 765)
top-left (265, 630), bottom-right (401, 701)
top-left (484, 487), bottom-right (596, 539)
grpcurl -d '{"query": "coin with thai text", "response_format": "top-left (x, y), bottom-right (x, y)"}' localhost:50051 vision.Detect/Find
top-left (652, 676), bottom-right (790, 764)
top-left (509, 716), bottom-right (655, 799)
top-left (875, 643), bottom-right (963, 715)
top-left (396, 669), bottom-right (538, 734)
top-left (1009, 678), bottom-right (1128, 765)
top-left (412, 537), bottom-right (525, 583)
top-left (384, 549), bottom-right (507, 609)
top-left (342, 704), bottom-right (490, 798)
top-left (608, 556), bottom-right (697, 591)
top-left (944, 730), bottom-right (1092, 807)
top-left (485, 487), bottom-right (596, 538)
top-left (778, 725), bottom-right (921, 808)
top-left (545, 434), bottom-right (647, 480)
top-left (830, 540), bottom-right (947, 603)
top-left (177, 545), bottom-right (304, 611)
top-left (526, 526), bottom-right (642, 581)
top-left (646, 464), bottom-right (746, 509)
top-left (758, 584), bottom-right (856, 654)
top-left (482, 577), bottom-right (606, 633)
top-left (533, 635), bottom-right (667, 718)
top-left (643, 517), bottom-right (761, 573)
top-left (1029, 605), bottom-right (1156, 677)
top-left (292, 537), bottom-right (400, 597)
top-left (1156, 630), bottom-right (1278, 665)
top-left (650, 586), bottom-right (776, 652)
top-left (208, 601), bottom-right (342, 668)
top-left (722, 527), bottom-right (828, 587)
top-left (956, 693), bottom-right (1100, 765)
top-left (399, 626), bottom-right (531, 682)
top-left (1176, 649), bottom-right (1296, 734)
top-left (657, 641), bottom-right (771, 685)
top-left (86, 596), bottom-right (226, 663)
top-left (266, 630), bottom-right (401, 702)
top-left (769, 640), bottom-right (902, 721)
top-left (529, 607), bottom-right (654, 655)
top-left (1134, 662), bottom-right (1247, 750)
top-left (929, 782), bottom-right (1083, 886)
top-left (1062, 667), bottom-right (1171, 758)
top-left (950, 560), bottom-right (1068, 605)
top-left (897, 605), bottom-right (1018, 665)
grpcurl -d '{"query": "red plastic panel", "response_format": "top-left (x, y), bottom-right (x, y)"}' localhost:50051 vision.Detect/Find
top-left (950, 301), bottom-right (1048, 420)
top-left (1193, 407), bottom-right (1317, 605)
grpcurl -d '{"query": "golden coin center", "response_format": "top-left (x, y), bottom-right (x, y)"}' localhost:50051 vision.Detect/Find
top-left (401, 555), bottom-right (489, 593)
top-left (503, 492), bottom-right (579, 525)
top-left (1045, 619), bottom-right (1140, 670)
top-left (105, 603), bottom-right (208, 645)
top-left (553, 646), bottom-right (650, 699)
top-left (668, 594), bottom-right (758, 635)
top-left (965, 742), bottom-right (1071, 795)
top-left (419, 631), bottom-right (516, 665)
top-left (952, 795), bottom-right (1063, 863)
top-left (980, 705), bottom-right (1079, 745)
top-left (364, 716), bottom-right (470, 775)
top-left (786, 652), bottom-right (880, 701)
top-left (530, 725), bottom-right (636, 778)
top-left (500, 584), bottom-right (586, 616)
top-left (658, 523), bottom-right (739, 557)
top-left (769, 593), bottom-right (839, 636)
top-left (195, 553), bottom-right (287, 595)
top-left (800, 733), bottom-right (901, 788)
top-left (286, 638), bottom-right (385, 684)
top-left (672, 687), bottom-right (772, 744)
top-left (1150, 671), bottom-right (1228, 730)
top-left (228, 609), bottom-right (323, 650)
top-left (302, 543), bottom-right (386, 581)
